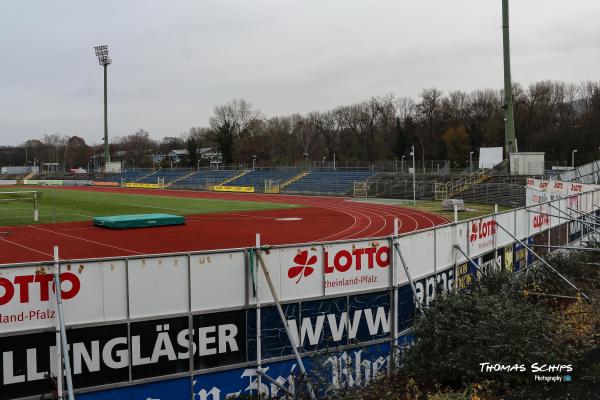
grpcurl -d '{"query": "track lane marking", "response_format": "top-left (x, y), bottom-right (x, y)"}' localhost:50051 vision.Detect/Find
top-left (28, 225), bottom-right (143, 255)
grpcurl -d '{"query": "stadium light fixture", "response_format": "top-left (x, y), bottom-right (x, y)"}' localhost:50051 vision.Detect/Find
top-left (572, 149), bottom-right (578, 169)
top-left (94, 44), bottom-right (112, 167)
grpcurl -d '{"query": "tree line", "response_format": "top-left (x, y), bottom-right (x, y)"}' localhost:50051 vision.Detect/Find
top-left (1, 80), bottom-right (599, 170)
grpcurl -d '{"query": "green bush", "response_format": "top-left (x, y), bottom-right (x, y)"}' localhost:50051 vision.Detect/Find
top-left (403, 269), bottom-right (575, 390)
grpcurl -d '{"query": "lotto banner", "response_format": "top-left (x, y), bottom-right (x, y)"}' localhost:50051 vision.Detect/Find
top-left (322, 240), bottom-right (390, 295)
top-left (0, 261), bottom-right (127, 333)
top-left (467, 216), bottom-right (497, 257)
top-left (213, 185), bottom-right (255, 193)
top-left (124, 182), bottom-right (161, 189)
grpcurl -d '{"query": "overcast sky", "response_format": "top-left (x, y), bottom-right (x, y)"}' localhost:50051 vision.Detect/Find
top-left (1, 0), bottom-right (599, 146)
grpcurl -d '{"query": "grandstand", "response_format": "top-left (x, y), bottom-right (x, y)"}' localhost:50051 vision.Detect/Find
top-left (173, 170), bottom-right (240, 189)
top-left (136, 170), bottom-right (189, 184)
top-left (225, 169), bottom-right (301, 192)
top-left (101, 170), bottom-right (149, 183)
top-left (284, 170), bottom-right (377, 195)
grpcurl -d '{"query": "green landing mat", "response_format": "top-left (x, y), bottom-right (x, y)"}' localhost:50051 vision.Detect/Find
top-left (92, 213), bottom-right (185, 229)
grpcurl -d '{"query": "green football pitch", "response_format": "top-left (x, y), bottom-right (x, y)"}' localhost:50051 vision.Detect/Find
top-left (0, 187), bottom-right (297, 226)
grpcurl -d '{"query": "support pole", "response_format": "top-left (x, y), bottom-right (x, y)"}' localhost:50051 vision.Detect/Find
top-left (390, 219), bottom-right (400, 373)
top-left (257, 369), bottom-right (294, 397)
top-left (453, 245), bottom-right (481, 274)
top-left (254, 234), bottom-right (261, 397)
top-left (33, 191), bottom-right (39, 222)
top-left (529, 207), bottom-right (600, 238)
top-left (566, 206), bottom-right (600, 223)
top-left (494, 222), bottom-right (591, 301)
top-left (392, 240), bottom-right (424, 313)
top-left (529, 245), bottom-right (600, 252)
top-left (53, 247), bottom-right (75, 400)
top-left (255, 249), bottom-right (317, 400)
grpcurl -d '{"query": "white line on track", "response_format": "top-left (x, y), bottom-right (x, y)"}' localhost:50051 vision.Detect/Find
top-left (28, 225), bottom-right (143, 255)
top-left (0, 237), bottom-right (54, 258)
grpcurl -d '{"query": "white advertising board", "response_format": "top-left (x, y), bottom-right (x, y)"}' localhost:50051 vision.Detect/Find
top-left (190, 251), bottom-right (245, 311)
top-left (551, 199), bottom-right (566, 228)
top-left (0, 260), bottom-right (127, 333)
top-left (394, 230), bottom-right (434, 283)
top-left (454, 222), bottom-right (469, 263)
top-left (467, 216), bottom-right (497, 257)
top-left (435, 225), bottom-right (455, 270)
top-left (249, 245), bottom-right (323, 304)
top-left (514, 209), bottom-right (529, 240)
top-left (528, 204), bottom-right (552, 234)
top-left (478, 147), bottom-right (503, 169)
top-left (128, 255), bottom-right (189, 318)
top-left (322, 239), bottom-right (390, 295)
top-left (582, 191), bottom-right (594, 214)
top-left (495, 212), bottom-right (515, 248)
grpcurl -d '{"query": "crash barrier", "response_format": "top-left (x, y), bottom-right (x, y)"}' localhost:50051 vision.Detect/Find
top-left (1, 189), bottom-right (599, 400)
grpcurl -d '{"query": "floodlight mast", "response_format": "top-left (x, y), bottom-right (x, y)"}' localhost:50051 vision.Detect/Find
top-left (94, 45), bottom-right (112, 166)
top-left (502, 0), bottom-right (517, 156)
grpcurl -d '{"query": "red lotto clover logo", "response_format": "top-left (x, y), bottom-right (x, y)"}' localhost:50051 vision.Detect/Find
top-left (288, 250), bottom-right (317, 284)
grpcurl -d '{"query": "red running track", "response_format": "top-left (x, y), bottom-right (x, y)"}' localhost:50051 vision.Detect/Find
top-left (0, 186), bottom-right (449, 265)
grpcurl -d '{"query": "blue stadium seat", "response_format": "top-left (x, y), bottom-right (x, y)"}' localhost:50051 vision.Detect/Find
top-left (225, 169), bottom-right (301, 192)
top-left (283, 171), bottom-right (376, 195)
top-left (99, 170), bottom-right (148, 183)
top-left (174, 170), bottom-right (240, 189)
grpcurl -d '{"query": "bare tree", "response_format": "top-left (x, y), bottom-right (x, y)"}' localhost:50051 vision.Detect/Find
top-left (208, 99), bottom-right (258, 164)
top-left (42, 134), bottom-right (68, 167)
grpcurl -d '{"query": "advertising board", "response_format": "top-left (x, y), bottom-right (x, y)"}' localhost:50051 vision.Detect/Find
top-left (322, 240), bottom-right (390, 295)
top-left (124, 182), bottom-right (161, 189)
top-left (1, 188), bottom-right (598, 400)
top-left (0, 260), bottom-right (127, 333)
top-left (91, 181), bottom-right (119, 187)
top-left (467, 216), bottom-right (497, 257)
top-left (213, 186), bottom-right (255, 193)
top-left (394, 230), bottom-right (434, 282)
top-left (128, 256), bottom-right (189, 318)
top-left (190, 251), bottom-right (246, 310)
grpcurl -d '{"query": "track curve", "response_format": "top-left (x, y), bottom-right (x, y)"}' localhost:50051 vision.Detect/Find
top-left (0, 187), bottom-right (449, 264)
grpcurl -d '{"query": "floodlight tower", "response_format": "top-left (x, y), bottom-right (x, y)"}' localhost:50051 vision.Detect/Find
top-left (94, 45), bottom-right (112, 165)
top-left (502, 0), bottom-right (517, 155)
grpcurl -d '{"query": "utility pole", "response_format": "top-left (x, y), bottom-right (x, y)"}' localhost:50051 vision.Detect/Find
top-left (94, 45), bottom-right (112, 167)
top-left (502, 0), bottom-right (517, 156)
top-left (410, 146), bottom-right (416, 205)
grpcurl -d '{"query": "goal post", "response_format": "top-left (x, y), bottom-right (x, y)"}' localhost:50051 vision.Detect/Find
top-left (0, 190), bottom-right (41, 222)
top-left (264, 179), bottom-right (281, 194)
top-left (353, 181), bottom-right (368, 197)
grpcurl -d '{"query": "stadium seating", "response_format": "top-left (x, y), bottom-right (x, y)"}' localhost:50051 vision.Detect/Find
top-left (283, 170), bottom-right (376, 195)
top-left (99, 170), bottom-right (149, 183)
top-left (174, 170), bottom-right (240, 189)
top-left (136, 170), bottom-right (189, 184)
top-left (226, 169), bottom-right (300, 191)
